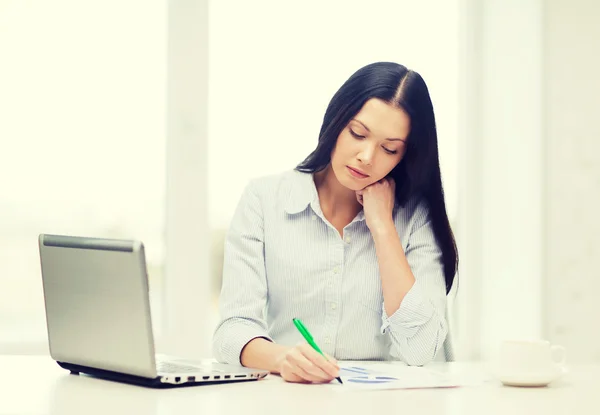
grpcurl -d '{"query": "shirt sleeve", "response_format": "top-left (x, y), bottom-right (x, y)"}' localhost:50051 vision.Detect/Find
top-left (379, 201), bottom-right (449, 366)
top-left (212, 181), bottom-right (272, 365)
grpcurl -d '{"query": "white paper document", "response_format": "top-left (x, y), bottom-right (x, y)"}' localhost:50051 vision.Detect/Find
top-left (337, 363), bottom-right (487, 390)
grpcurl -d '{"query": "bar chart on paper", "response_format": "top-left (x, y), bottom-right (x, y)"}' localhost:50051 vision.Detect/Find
top-left (339, 366), bottom-right (399, 384)
top-left (337, 363), bottom-right (487, 390)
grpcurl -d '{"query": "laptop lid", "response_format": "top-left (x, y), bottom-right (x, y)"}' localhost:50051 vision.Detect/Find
top-left (38, 234), bottom-right (158, 379)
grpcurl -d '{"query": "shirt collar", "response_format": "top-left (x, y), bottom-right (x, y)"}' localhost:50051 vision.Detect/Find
top-left (284, 170), bottom-right (318, 215)
top-left (284, 170), bottom-right (404, 223)
top-left (284, 170), bottom-right (367, 223)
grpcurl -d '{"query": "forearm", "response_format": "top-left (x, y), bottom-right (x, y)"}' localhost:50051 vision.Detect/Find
top-left (240, 337), bottom-right (291, 373)
top-left (371, 220), bottom-right (416, 316)
top-left (372, 221), bottom-right (448, 365)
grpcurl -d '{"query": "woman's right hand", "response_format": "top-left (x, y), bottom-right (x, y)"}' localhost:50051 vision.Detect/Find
top-left (275, 344), bottom-right (340, 383)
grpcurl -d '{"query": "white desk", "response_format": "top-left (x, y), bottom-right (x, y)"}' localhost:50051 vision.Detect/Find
top-left (1, 355), bottom-right (598, 414)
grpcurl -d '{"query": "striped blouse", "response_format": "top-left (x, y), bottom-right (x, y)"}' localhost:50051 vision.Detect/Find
top-left (212, 169), bottom-right (451, 366)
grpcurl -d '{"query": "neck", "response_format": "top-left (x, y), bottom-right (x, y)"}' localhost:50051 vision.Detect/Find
top-left (314, 166), bottom-right (362, 218)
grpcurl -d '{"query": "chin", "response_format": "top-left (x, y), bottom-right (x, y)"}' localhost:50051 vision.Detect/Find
top-left (337, 172), bottom-right (375, 191)
top-left (340, 179), bottom-right (364, 191)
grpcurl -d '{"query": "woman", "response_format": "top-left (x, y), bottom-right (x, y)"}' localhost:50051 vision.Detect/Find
top-left (212, 62), bottom-right (458, 383)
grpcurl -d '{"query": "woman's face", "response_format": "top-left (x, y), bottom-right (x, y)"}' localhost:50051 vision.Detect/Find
top-left (330, 98), bottom-right (411, 191)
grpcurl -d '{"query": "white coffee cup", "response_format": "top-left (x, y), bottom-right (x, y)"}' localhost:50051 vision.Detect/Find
top-left (495, 339), bottom-right (567, 387)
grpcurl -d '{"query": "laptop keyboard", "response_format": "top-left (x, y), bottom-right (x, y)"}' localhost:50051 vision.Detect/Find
top-left (156, 361), bottom-right (203, 373)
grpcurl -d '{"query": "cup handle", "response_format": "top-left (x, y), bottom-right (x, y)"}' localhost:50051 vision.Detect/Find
top-left (551, 345), bottom-right (567, 367)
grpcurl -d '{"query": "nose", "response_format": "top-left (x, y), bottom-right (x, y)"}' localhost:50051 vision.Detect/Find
top-left (356, 143), bottom-right (375, 166)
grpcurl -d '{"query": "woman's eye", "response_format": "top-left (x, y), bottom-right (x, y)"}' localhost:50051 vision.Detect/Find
top-left (349, 129), bottom-right (365, 139)
top-left (383, 147), bottom-right (398, 155)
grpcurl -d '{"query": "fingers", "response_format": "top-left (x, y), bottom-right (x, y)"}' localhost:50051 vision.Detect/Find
top-left (299, 344), bottom-right (340, 378)
top-left (363, 176), bottom-right (395, 190)
top-left (356, 177), bottom-right (394, 199)
top-left (279, 345), bottom-right (342, 384)
top-left (379, 177), bottom-right (394, 186)
top-left (355, 192), bottom-right (363, 205)
top-left (292, 359), bottom-right (333, 383)
top-left (279, 363), bottom-right (309, 383)
top-left (285, 348), bottom-right (334, 383)
top-left (323, 352), bottom-right (339, 367)
top-left (325, 353), bottom-right (340, 378)
top-left (281, 358), bottom-right (322, 383)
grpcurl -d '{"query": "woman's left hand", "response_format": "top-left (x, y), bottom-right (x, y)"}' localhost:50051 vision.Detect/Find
top-left (356, 177), bottom-right (396, 233)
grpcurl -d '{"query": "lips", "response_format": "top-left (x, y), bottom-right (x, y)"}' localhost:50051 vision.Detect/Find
top-left (347, 166), bottom-right (369, 178)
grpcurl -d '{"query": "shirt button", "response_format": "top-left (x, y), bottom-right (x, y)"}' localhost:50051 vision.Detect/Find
top-left (345, 236), bottom-right (351, 243)
top-left (312, 215), bottom-right (317, 221)
top-left (331, 302), bottom-right (337, 310)
top-left (333, 266), bottom-right (340, 274)
top-left (324, 337), bottom-right (331, 344)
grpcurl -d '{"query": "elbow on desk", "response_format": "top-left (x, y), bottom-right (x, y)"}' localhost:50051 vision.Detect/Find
top-left (211, 334), bottom-right (225, 364)
top-left (392, 323), bottom-right (449, 366)
top-left (403, 351), bottom-right (435, 367)
top-left (211, 324), bottom-right (232, 365)
top-left (400, 341), bottom-right (445, 366)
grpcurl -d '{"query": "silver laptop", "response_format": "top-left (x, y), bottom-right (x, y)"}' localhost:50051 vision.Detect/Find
top-left (38, 234), bottom-right (268, 387)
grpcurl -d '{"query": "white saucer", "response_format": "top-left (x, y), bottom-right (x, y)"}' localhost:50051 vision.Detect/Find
top-left (496, 367), bottom-right (568, 387)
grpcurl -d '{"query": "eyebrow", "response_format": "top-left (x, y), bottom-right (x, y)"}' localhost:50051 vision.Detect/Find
top-left (351, 119), bottom-right (407, 142)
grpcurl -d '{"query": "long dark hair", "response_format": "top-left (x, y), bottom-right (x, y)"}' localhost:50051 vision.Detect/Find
top-left (296, 62), bottom-right (458, 294)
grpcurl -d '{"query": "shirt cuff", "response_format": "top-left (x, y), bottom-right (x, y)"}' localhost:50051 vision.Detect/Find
top-left (380, 282), bottom-right (435, 336)
top-left (216, 323), bottom-right (273, 366)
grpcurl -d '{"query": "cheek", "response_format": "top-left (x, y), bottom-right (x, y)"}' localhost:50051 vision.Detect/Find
top-left (374, 156), bottom-right (403, 179)
top-left (330, 145), bottom-right (341, 166)
top-left (331, 134), bottom-right (353, 161)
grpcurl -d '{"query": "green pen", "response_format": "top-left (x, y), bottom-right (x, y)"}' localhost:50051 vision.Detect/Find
top-left (292, 318), bottom-right (343, 384)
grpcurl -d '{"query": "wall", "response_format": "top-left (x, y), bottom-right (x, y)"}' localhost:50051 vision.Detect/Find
top-left (207, 0), bottom-right (460, 230)
top-left (0, 0), bottom-right (167, 353)
top-left (544, 0), bottom-right (600, 362)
